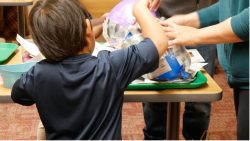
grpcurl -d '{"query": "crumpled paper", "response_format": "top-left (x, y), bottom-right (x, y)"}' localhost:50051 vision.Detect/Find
top-left (103, 0), bottom-right (193, 82)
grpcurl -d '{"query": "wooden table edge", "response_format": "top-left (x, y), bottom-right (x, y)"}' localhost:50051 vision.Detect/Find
top-left (0, 0), bottom-right (33, 6)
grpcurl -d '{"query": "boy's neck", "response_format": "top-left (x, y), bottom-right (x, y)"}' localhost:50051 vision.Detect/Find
top-left (78, 46), bottom-right (93, 55)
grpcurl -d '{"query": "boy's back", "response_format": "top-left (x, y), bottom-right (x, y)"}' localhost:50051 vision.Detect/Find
top-left (11, 0), bottom-right (167, 139)
top-left (12, 39), bottom-right (159, 139)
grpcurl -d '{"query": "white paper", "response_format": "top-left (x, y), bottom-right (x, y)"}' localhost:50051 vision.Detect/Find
top-left (132, 49), bottom-right (207, 84)
top-left (16, 34), bottom-right (40, 57)
top-left (187, 49), bottom-right (205, 63)
top-left (131, 77), bottom-right (195, 84)
top-left (189, 63), bottom-right (208, 72)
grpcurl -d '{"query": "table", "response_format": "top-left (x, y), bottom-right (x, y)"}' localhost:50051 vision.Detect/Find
top-left (0, 47), bottom-right (223, 140)
top-left (125, 71), bottom-right (222, 139)
top-left (0, 0), bottom-right (33, 37)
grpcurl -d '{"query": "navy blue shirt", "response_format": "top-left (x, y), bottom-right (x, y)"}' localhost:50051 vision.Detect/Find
top-left (11, 39), bottom-right (159, 140)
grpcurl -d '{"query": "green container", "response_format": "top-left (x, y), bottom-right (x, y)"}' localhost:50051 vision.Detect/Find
top-left (0, 43), bottom-right (18, 64)
top-left (127, 71), bottom-right (207, 90)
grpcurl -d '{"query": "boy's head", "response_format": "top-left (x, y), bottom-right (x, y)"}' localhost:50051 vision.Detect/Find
top-left (29, 0), bottom-right (94, 62)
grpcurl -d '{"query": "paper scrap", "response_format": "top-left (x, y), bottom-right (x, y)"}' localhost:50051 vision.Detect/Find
top-left (189, 63), bottom-right (208, 72)
top-left (187, 49), bottom-right (205, 63)
top-left (16, 34), bottom-right (40, 57)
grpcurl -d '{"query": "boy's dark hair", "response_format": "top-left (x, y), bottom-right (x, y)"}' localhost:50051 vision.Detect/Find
top-left (29, 0), bottom-right (92, 62)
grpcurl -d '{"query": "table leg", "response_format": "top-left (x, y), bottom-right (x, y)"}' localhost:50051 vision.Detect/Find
top-left (17, 6), bottom-right (25, 37)
top-left (166, 102), bottom-right (180, 140)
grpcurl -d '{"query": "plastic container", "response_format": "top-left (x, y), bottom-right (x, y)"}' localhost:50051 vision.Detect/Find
top-left (0, 61), bottom-right (37, 88)
top-left (0, 43), bottom-right (18, 64)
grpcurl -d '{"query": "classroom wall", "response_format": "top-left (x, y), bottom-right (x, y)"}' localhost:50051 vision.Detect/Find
top-left (80, 0), bottom-right (120, 18)
top-left (28, 0), bottom-right (120, 18)
top-left (26, 0), bottom-right (120, 40)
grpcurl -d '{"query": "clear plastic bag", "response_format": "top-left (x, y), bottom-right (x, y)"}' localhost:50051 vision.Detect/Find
top-left (102, 0), bottom-right (192, 81)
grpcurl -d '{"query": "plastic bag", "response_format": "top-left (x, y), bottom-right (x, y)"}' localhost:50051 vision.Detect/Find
top-left (103, 0), bottom-right (192, 81)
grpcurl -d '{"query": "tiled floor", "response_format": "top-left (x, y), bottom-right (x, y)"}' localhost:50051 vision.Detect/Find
top-left (0, 65), bottom-right (236, 140)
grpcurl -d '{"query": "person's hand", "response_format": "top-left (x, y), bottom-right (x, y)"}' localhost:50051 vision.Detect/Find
top-left (133, 0), bottom-right (152, 21)
top-left (91, 13), bottom-right (108, 26)
top-left (91, 13), bottom-right (109, 38)
top-left (163, 15), bottom-right (187, 25)
top-left (160, 12), bottom-right (200, 28)
top-left (162, 22), bottom-right (200, 46)
top-left (101, 13), bottom-right (109, 19)
top-left (134, 0), bottom-right (151, 10)
top-left (133, 0), bottom-right (168, 57)
top-left (150, 0), bottom-right (160, 11)
top-left (134, 0), bottom-right (160, 11)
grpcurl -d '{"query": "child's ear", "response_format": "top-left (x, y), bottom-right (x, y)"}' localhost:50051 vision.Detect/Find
top-left (85, 19), bottom-right (95, 50)
top-left (85, 19), bottom-right (93, 37)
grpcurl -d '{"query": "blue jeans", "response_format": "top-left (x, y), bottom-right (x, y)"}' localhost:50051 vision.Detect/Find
top-left (143, 44), bottom-right (216, 140)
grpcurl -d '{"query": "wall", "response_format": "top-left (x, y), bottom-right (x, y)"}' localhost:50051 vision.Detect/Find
top-left (80, 0), bottom-right (120, 18)
top-left (26, 0), bottom-right (120, 41)
top-left (28, 0), bottom-right (120, 18)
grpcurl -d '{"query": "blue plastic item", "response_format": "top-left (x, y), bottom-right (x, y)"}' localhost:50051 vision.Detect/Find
top-left (0, 62), bottom-right (37, 88)
top-left (154, 52), bottom-right (190, 81)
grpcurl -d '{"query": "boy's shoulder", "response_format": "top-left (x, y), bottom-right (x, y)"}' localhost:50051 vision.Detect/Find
top-left (30, 60), bottom-right (59, 76)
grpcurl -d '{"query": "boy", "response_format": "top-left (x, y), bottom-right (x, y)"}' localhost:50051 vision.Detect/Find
top-left (11, 0), bottom-right (167, 139)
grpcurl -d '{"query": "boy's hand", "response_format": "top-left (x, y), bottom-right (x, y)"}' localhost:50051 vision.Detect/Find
top-left (134, 0), bottom-right (160, 10)
top-left (162, 22), bottom-right (200, 46)
top-left (101, 13), bottom-right (109, 21)
top-left (91, 13), bottom-right (108, 26)
top-left (134, 0), bottom-right (151, 9)
top-left (133, 0), bottom-right (168, 57)
top-left (150, 0), bottom-right (160, 11)
top-left (92, 13), bottom-right (109, 38)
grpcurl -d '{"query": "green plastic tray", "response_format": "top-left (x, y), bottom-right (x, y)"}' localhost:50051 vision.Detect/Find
top-left (0, 43), bottom-right (18, 64)
top-left (127, 71), bottom-right (207, 90)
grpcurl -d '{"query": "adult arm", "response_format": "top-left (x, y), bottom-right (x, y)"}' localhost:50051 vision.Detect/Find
top-left (161, 2), bottom-right (220, 28)
top-left (197, 2), bottom-right (219, 28)
top-left (163, 8), bottom-right (249, 46)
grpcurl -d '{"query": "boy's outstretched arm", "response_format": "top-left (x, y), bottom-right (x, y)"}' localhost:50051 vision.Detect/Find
top-left (91, 13), bottom-right (108, 38)
top-left (133, 0), bottom-right (168, 57)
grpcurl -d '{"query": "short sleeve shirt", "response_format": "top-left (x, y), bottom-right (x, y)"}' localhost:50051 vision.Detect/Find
top-left (11, 38), bottom-right (159, 139)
